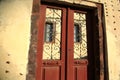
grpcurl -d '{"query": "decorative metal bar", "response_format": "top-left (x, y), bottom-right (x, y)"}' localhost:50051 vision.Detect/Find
top-left (74, 12), bottom-right (87, 59)
top-left (43, 8), bottom-right (62, 60)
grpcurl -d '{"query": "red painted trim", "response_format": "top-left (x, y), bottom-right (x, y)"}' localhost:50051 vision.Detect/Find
top-left (36, 5), bottom-right (46, 80)
top-left (67, 8), bottom-right (74, 80)
top-left (61, 8), bottom-right (67, 80)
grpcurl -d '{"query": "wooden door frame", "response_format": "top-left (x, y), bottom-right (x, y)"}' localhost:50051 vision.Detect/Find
top-left (26, 0), bottom-right (109, 80)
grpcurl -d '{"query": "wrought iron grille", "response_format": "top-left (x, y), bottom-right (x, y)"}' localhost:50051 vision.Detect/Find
top-left (74, 12), bottom-right (88, 59)
top-left (43, 8), bottom-right (62, 60)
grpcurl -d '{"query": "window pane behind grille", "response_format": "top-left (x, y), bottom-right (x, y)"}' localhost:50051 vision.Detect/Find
top-left (45, 23), bottom-right (53, 42)
top-left (74, 24), bottom-right (81, 42)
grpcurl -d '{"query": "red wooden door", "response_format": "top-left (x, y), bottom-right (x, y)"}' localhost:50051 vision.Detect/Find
top-left (36, 4), bottom-right (88, 80)
top-left (67, 8), bottom-right (88, 80)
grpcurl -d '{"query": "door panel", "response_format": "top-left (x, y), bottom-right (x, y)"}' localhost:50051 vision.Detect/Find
top-left (37, 5), bottom-right (66, 80)
top-left (74, 65), bottom-right (87, 80)
top-left (73, 60), bottom-right (88, 80)
top-left (42, 67), bottom-right (60, 80)
top-left (67, 8), bottom-right (88, 80)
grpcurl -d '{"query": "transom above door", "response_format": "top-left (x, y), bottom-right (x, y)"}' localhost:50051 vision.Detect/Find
top-left (36, 4), bottom-right (95, 80)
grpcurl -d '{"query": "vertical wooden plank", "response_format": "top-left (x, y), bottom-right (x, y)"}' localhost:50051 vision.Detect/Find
top-left (74, 67), bottom-right (77, 80)
top-left (61, 8), bottom-right (67, 80)
top-left (67, 8), bottom-right (74, 80)
top-left (96, 4), bottom-right (105, 80)
top-left (36, 5), bottom-right (46, 80)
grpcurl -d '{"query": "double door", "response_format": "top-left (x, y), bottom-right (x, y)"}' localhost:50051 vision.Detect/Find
top-left (36, 4), bottom-right (94, 80)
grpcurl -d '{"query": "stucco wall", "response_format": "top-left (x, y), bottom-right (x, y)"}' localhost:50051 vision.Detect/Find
top-left (0, 0), bottom-right (33, 80)
top-left (90, 0), bottom-right (120, 80)
top-left (0, 0), bottom-right (120, 80)
top-left (104, 0), bottom-right (120, 79)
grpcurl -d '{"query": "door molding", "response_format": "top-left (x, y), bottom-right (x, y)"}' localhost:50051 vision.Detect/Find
top-left (26, 0), bottom-right (108, 80)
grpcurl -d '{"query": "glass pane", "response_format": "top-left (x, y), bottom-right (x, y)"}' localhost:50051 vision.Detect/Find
top-left (45, 23), bottom-right (53, 42)
top-left (74, 24), bottom-right (81, 42)
top-left (74, 12), bottom-right (87, 59)
top-left (43, 8), bottom-right (62, 60)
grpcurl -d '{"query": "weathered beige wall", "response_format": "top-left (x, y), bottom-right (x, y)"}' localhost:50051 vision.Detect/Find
top-left (89, 0), bottom-right (120, 80)
top-left (88, 0), bottom-right (120, 80)
top-left (0, 0), bottom-right (120, 80)
top-left (0, 0), bottom-right (33, 80)
top-left (103, 0), bottom-right (120, 79)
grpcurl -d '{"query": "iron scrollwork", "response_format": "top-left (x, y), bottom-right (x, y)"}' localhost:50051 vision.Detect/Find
top-left (43, 8), bottom-right (62, 60)
top-left (74, 12), bottom-right (88, 59)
